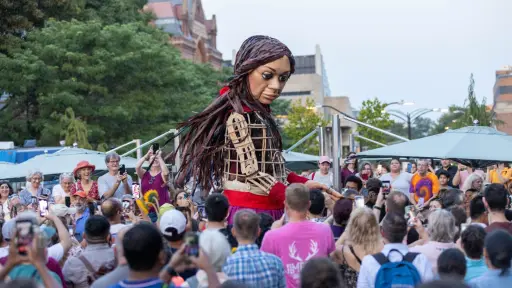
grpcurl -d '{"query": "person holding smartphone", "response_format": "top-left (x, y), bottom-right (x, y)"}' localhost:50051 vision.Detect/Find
top-left (355, 162), bottom-right (374, 187)
top-left (98, 152), bottom-right (133, 200)
top-left (379, 158), bottom-right (413, 198)
top-left (135, 144), bottom-right (171, 207)
top-left (70, 161), bottom-right (100, 201)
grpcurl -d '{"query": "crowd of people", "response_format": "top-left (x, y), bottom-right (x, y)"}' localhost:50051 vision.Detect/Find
top-left (1, 33), bottom-right (512, 288)
top-left (0, 151), bottom-right (510, 288)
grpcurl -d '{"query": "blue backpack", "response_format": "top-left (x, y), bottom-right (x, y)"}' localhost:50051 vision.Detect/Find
top-left (373, 249), bottom-right (421, 288)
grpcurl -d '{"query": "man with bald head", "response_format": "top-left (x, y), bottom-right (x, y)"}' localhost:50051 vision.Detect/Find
top-left (90, 227), bottom-right (131, 288)
top-left (101, 198), bottom-right (129, 240)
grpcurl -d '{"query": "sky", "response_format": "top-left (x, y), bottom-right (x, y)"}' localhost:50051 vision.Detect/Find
top-left (202, 0), bottom-right (512, 117)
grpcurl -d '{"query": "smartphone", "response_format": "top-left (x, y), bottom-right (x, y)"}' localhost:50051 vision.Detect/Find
top-left (119, 164), bottom-right (126, 175)
top-left (30, 196), bottom-right (38, 206)
top-left (461, 223), bottom-right (468, 233)
top-left (15, 220), bottom-right (34, 255)
top-left (197, 205), bottom-right (207, 219)
top-left (152, 143), bottom-right (160, 152)
top-left (65, 196), bottom-right (71, 208)
top-left (355, 196), bottom-right (365, 208)
top-left (68, 225), bottom-right (74, 235)
top-left (38, 199), bottom-right (48, 217)
top-left (184, 232), bottom-right (199, 257)
top-left (132, 183), bottom-right (141, 199)
top-left (122, 201), bottom-right (131, 213)
top-left (382, 180), bottom-right (391, 193)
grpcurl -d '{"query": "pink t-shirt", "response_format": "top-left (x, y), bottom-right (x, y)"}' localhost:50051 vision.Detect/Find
top-left (260, 221), bottom-right (336, 288)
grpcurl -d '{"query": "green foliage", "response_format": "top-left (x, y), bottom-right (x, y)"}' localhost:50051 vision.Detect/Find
top-left (283, 98), bottom-right (329, 155)
top-left (271, 99), bottom-right (291, 116)
top-left (432, 74), bottom-right (502, 134)
top-left (57, 107), bottom-right (92, 149)
top-left (431, 105), bottom-right (465, 134)
top-left (388, 117), bottom-right (434, 139)
top-left (357, 98), bottom-right (394, 149)
top-left (0, 0), bottom-right (148, 54)
top-left (0, 20), bottom-right (225, 148)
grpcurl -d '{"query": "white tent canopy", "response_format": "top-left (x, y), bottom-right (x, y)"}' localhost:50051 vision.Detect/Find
top-left (0, 147), bottom-right (145, 181)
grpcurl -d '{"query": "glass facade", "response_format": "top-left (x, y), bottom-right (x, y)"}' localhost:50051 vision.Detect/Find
top-left (280, 91), bottom-right (312, 97)
top-left (294, 55), bottom-right (316, 74)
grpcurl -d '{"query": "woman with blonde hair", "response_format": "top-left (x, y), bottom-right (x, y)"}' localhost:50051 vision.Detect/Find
top-left (331, 207), bottom-right (383, 288)
top-left (461, 173), bottom-right (485, 193)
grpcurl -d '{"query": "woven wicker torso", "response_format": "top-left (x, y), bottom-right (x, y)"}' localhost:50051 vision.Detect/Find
top-left (223, 111), bottom-right (287, 195)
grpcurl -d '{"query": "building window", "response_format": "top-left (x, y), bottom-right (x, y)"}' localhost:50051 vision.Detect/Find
top-left (280, 91), bottom-right (312, 97)
top-left (294, 55), bottom-right (316, 74)
top-left (499, 86), bottom-right (512, 95)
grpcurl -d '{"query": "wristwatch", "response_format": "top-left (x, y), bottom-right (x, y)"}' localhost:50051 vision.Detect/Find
top-left (166, 265), bottom-right (177, 277)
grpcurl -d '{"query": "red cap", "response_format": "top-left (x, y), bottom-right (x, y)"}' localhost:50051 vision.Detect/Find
top-left (73, 191), bottom-right (87, 198)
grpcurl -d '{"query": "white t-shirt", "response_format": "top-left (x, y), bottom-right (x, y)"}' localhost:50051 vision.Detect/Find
top-left (52, 185), bottom-right (67, 199)
top-left (0, 243), bottom-right (64, 262)
top-left (110, 223), bottom-right (129, 235)
top-left (47, 243), bottom-right (65, 261)
top-left (380, 172), bottom-right (413, 197)
top-left (0, 246), bottom-right (8, 258)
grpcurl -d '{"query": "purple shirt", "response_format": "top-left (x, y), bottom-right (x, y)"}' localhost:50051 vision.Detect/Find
top-left (341, 168), bottom-right (357, 187)
top-left (141, 171), bottom-right (170, 206)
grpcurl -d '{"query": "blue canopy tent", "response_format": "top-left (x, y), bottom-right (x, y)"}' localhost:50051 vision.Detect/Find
top-left (357, 126), bottom-right (512, 168)
top-left (282, 151), bottom-right (320, 171)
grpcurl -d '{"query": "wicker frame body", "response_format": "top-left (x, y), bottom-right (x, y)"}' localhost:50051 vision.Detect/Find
top-left (223, 111), bottom-right (288, 196)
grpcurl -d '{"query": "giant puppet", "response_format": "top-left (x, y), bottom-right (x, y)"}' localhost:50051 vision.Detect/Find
top-left (174, 36), bottom-right (340, 222)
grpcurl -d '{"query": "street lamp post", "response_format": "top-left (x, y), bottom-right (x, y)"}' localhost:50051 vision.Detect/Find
top-left (384, 108), bottom-right (448, 139)
top-left (313, 105), bottom-right (410, 142)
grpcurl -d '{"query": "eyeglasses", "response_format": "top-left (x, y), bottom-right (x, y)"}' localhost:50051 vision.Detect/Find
top-left (148, 176), bottom-right (156, 185)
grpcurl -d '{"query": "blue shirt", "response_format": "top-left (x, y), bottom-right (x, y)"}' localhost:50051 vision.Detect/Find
top-left (469, 269), bottom-right (512, 288)
top-left (8, 264), bottom-right (62, 286)
top-left (223, 244), bottom-right (286, 288)
top-left (465, 257), bottom-right (488, 282)
top-left (18, 187), bottom-right (54, 206)
top-left (74, 208), bottom-right (90, 242)
top-left (109, 277), bottom-right (170, 288)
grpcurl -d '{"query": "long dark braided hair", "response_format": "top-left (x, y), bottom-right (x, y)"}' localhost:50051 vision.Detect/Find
top-left (172, 35), bottom-right (295, 196)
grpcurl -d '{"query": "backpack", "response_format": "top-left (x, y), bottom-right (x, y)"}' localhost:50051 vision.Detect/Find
top-left (78, 255), bottom-right (116, 285)
top-left (373, 249), bottom-right (421, 288)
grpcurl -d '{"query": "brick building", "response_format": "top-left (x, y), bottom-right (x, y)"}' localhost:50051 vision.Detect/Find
top-left (492, 66), bottom-right (512, 134)
top-left (144, 0), bottom-right (223, 69)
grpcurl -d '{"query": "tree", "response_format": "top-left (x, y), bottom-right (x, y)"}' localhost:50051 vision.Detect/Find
top-left (356, 98), bottom-right (394, 149)
top-left (453, 74), bottom-right (502, 128)
top-left (388, 117), bottom-right (435, 140)
top-left (284, 98), bottom-right (329, 155)
top-left (431, 74), bottom-right (503, 134)
top-left (0, 0), bottom-right (75, 53)
top-left (0, 0), bottom-right (149, 54)
top-left (271, 99), bottom-right (291, 116)
top-left (0, 20), bottom-right (225, 147)
top-left (57, 107), bottom-right (92, 149)
top-left (431, 105), bottom-right (465, 134)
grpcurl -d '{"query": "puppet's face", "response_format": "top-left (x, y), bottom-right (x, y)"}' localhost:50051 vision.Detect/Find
top-left (248, 56), bottom-right (291, 105)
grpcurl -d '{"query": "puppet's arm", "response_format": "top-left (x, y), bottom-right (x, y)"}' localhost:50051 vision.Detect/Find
top-left (226, 112), bottom-right (279, 194)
